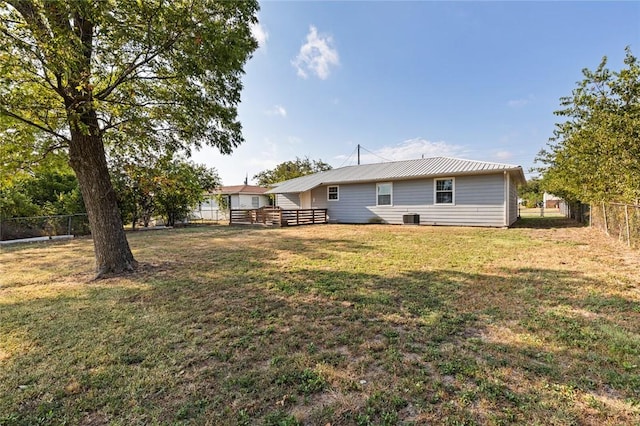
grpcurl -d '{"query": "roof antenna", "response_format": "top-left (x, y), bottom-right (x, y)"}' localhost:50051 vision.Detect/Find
top-left (422, 154), bottom-right (424, 159)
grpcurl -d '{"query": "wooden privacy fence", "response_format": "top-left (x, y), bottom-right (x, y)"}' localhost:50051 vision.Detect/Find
top-left (591, 202), bottom-right (640, 249)
top-left (229, 208), bottom-right (328, 227)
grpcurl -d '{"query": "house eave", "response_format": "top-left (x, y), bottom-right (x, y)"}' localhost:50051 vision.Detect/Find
top-left (268, 168), bottom-right (526, 194)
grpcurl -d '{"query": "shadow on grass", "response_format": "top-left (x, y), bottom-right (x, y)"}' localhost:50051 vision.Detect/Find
top-left (2, 239), bottom-right (639, 426)
top-left (512, 216), bottom-right (585, 229)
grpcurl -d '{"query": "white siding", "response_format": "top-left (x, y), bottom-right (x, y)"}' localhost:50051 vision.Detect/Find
top-left (230, 194), bottom-right (240, 209)
top-left (508, 172), bottom-right (519, 225)
top-left (192, 193), bottom-right (269, 220)
top-left (276, 193), bottom-right (301, 209)
top-left (310, 186), bottom-right (329, 209)
top-left (236, 194), bottom-right (269, 209)
top-left (308, 174), bottom-right (508, 227)
top-left (191, 195), bottom-right (228, 220)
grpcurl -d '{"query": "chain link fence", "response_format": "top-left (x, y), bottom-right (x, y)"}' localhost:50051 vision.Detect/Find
top-left (0, 214), bottom-right (90, 242)
top-left (589, 202), bottom-right (640, 249)
top-left (559, 201), bottom-right (591, 224)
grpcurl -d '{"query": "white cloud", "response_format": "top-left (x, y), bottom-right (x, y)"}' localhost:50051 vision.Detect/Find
top-left (258, 138), bottom-right (278, 158)
top-left (494, 150), bottom-right (514, 161)
top-left (250, 21), bottom-right (269, 48)
top-left (292, 26), bottom-right (340, 80)
top-left (265, 105), bottom-right (287, 117)
top-left (335, 138), bottom-right (469, 165)
top-left (507, 95), bottom-right (535, 108)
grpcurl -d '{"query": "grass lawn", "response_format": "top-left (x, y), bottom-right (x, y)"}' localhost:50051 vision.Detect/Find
top-left (1, 219), bottom-right (639, 425)
top-left (518, 207), bottom-right (566, 219)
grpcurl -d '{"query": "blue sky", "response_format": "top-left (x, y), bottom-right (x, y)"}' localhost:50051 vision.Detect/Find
top-left (192, 1), bottom-right (640, 185)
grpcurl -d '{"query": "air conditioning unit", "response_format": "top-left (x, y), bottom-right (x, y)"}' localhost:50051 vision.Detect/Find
top-left (402, 214), bottom-right (420, 225)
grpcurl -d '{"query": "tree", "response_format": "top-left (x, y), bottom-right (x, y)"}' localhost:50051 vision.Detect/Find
top-left (154, 156), bottom-right (219, 227)
top-left (0, 184), bottom-right (39, 218)
top-left (22, 170), bottom-right (84, 215)
top-left (0, 1), bottom-right (258, 277)
top-left (537, 48), bottom-right (640, 205)
top-left (253, 157), bottom-right (332, 187)
top-left (518, 178), bottom-right (543, 208)
top-left (109, 152), bottom-right (158, 229)
top-left (0, 154), bottom-right (84, 218)
top-left (109, 152), bottom-right (219, 228)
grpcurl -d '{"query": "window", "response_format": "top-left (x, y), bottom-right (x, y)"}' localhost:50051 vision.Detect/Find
top-left (251, 196), bottom-right (259, 208)
top-left (435, 178), bottom-right (454, 204)
top-left (327, 185), bottom-right (339, 201)
top-left (377, 182), bottom-right (392, 206)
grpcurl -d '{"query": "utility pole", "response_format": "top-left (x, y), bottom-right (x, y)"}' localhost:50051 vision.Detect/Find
top-left (357, 144), bottom-right (360, 165)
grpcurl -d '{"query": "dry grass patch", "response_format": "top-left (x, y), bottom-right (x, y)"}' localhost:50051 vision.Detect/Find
top-left (1, 220), bottom-right (639, 425)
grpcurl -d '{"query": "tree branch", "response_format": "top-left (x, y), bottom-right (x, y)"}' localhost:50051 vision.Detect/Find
top-left (94, 33), bottom-right (184, 101)
top-left (5, 1), bottom-right (71, 102)
top-left (6, 0), bottom-right (52, 42)
top-left (99, 117), bottom-right (133, 133)
top-left (0, 108), bottom-right (71, 143)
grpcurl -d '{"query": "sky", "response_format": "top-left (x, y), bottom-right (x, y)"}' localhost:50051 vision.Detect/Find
top-left (191, 1), bottom-right (640, 186)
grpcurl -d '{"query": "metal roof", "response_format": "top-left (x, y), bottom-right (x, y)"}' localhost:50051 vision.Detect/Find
top-left (267, 157), bottom-right (526, 194)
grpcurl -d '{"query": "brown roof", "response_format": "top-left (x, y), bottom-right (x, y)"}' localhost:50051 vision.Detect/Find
top-left (212, 185), bottom-right (269, 195)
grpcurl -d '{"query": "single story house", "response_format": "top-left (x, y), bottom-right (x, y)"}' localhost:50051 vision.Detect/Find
top-left (267, 157), bottom-right (526, 227)
top-left (192, 185), bottom-right (270, 220)
top-left (543, 193), bottom-right (562, 209)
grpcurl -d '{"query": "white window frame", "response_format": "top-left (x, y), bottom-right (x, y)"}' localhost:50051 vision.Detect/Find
top-left (251, 196), bottom-right (260, 208)
top-left (434, 177), bottom-right (455, 205)
top-left (376, 182), bottom-right (393, 206)
top-left (327, 185), bottom-right (339, 201)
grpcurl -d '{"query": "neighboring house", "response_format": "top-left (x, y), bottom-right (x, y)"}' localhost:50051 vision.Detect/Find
top-left (267, 157), bottom-right (526, 227)
top-left (193, 185), bottom-right (270, 220)
top-left (543, 193), bottom-right (562, 209)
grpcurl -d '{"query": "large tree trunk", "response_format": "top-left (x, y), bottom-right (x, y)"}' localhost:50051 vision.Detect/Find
top-left (68, 123), bottom-right (137, 278)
